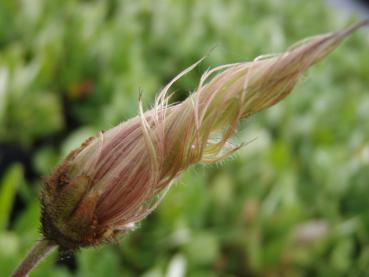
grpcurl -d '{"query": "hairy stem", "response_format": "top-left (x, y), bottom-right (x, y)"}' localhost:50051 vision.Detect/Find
top-left (11, 239), bottom-right (56, 277)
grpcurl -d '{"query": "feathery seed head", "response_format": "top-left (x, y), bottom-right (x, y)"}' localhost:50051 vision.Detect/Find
top-left (40, 21), bottom-right (368, 250)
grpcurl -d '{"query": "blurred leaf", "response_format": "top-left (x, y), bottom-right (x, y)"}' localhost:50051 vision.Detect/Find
top-left (1, 90), bottom-right (64, 147)
top-left (0, 231), bottom-right (19, 258)
top-left (79, 246), bottom-right (122, 277)
top-left (183, 232), bottom-right (219, 266)
top-left (33, 146), bottom-right (60, 176)
top-left (330, 238), bottom-right (354, 274)
top-left (13, 201), bottom-right (40, 239)
top-left (158, 168), bottom-right (209, 228)
top-left (0, 164), bottom-right (23, 231)
top-left (61, 127), bottom-right (97, 158)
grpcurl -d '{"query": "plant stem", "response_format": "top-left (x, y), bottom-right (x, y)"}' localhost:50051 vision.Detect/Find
top-left (11, 239), bottom-right (56, 277)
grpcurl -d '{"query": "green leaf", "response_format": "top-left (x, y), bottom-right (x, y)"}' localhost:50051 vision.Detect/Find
top-left (183, 232), bottom-right (219, 266)
top-left (0, 164), bottom-right (23, 231)
top-left (78, 246), bottom-right (122, 277)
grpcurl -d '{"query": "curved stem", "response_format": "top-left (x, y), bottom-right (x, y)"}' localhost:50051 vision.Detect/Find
top-left (11, 239), bottom-right (56, 277)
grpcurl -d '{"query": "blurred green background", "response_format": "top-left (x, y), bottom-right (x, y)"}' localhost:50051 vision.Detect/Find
top-left (1, 0), bottom-right (369, 276)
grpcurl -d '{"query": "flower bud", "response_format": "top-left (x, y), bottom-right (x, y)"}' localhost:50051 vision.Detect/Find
top-left (41, 21), bottom-right (368, 250)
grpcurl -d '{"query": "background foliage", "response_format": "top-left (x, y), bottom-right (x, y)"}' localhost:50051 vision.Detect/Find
top-left (1, 0), bottom-right (369, 276)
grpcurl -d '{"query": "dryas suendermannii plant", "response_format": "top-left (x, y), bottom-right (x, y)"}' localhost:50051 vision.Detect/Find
top-left (11, 20), bottom-right (369, 276)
